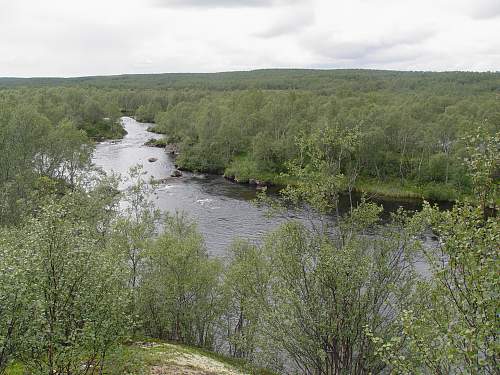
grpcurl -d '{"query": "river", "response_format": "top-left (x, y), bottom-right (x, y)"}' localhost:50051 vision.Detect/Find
top-left (93, 117), bottom-right (436, 256)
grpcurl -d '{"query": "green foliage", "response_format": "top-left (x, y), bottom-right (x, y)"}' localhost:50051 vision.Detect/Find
top-left (222, 240), bottom-right (269, 360)
top-left (145, 77), bottom-right (497, 201)
top-left (138, 213), bottom-right (223, 348)
top-left (0, 192), bottom-right (130, 375)
top-left (0, 227), bottom-right (34, 373)
top-left (0, 87), bottom-right (125, 142)
top-left (224, 155), bottom-right (289, 185)
top-left (420, 182), bottom-right (459, 202)
top-left (463, 127), bottom-right (499, 214)
top-left (144, 137), bottom-right (167, 147)
top-left (103, 344), bottom-right (148, 375)
top-left (368, 130), bottom-right (499, 374)
top-left (370, 202), bottom-right (499, 374)
top-left (281, 125), bottom-right (360, 213)
top-left (0, 93), bottom-right (121, 224)
top-left (110, 166), bottom-right (161, 291)
top-left (256, 202), bottom-right (419, 374)
top-left (3, 363), bottom-right (24, 375)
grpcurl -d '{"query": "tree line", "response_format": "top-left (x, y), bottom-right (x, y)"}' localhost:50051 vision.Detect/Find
top-left (1, 69), bottom-right (499, 93)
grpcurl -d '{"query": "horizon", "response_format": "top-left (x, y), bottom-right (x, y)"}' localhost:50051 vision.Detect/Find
top-left (2, 67), bottom-right (500, 80)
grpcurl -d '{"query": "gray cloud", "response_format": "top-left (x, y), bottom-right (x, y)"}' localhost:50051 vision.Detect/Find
top-left (254, 6), bottom-right (315, 38)
top-left (153, 0), bottom-right (298, 8)
top-left (467, 0), bottom-right (500, 19)
top-left (304, 28), bottom-right (436, 62)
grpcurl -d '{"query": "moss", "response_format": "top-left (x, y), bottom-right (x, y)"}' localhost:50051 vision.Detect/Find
top-left (4, 363), bottom-right (25, 375)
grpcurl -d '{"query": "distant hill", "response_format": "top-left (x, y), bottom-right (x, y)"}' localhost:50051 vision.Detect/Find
top-left (1, 69), bottom-right (499, 94)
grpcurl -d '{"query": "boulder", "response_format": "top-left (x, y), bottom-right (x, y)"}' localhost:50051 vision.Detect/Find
top-left (151, 177), bottom-right (169, 184)
top-left (166, 144), bottom-right (179, 155)
top-left (171, 169), bottom-right (182, 177)
top-left (255, 180), bottom-right (270, 191)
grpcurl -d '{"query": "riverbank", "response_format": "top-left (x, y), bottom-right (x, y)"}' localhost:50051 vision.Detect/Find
top-left (354, 177), bottom-right (464, 202)
top-left (173, 152), bottom-right (462, 203)
top-left (144, 124), bottom-right (463, 203)
top-left (144, 120), bottom-right (472, 208)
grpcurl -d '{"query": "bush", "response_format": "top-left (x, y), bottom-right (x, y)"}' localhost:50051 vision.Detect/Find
top-left (138, 213), bottom-right (223, 348)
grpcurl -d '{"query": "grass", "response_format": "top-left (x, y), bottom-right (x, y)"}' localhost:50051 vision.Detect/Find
top-left (355, 177), bottom-right (463, 202)
top-left (354, 177), bottom-right (422, 199)
top-left (4, 363), bottom-right (24, 375)
top-left (5, 340), bottom-right (275, 375)
top-left (105, 339), bottom-right (275, 375)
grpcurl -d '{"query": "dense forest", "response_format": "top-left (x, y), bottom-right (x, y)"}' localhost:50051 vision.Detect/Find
top-left (0, 70), bottom-right (498, 374)
top-left (2, 69), bottom-right (499, 200)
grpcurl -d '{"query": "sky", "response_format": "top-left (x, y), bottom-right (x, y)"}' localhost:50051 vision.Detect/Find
top-left (0, 0), bottom-right (499, 77)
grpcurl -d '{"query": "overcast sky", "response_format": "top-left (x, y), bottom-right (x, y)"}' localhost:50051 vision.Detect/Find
top-left (1, 0), bottom-right (499, 77)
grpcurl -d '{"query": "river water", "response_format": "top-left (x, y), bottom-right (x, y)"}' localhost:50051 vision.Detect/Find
top-left (93, 117), bottom-right (433, 256)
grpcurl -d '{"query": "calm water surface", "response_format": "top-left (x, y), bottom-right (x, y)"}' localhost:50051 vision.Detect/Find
top-left (93, 117), bottom-right (434, 256)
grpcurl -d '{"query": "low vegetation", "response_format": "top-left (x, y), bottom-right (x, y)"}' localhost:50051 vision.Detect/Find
top-left (6, 340), bottom-right (271, 375)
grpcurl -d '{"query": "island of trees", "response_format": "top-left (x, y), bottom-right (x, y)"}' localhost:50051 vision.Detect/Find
top-left (0, 69), bottom-right (498, 374)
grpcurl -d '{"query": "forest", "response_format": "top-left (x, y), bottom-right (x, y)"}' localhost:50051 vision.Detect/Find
top-left (0, 70), bottom-right (498, 374)
top-left (2, 70), bottom-right (499, 201)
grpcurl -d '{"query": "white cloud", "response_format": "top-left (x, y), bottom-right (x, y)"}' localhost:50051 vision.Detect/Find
top-left (0, 0), bottom-right (498, 76)
top-left (152, 0), bottom-right (300, 8)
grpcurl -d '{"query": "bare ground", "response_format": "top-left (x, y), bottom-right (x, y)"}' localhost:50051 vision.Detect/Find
top-left (137, 342), bottom-right (248, 375)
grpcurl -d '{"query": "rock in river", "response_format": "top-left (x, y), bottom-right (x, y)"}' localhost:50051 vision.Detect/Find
top-left (171, 169), bottom-right (182, 177)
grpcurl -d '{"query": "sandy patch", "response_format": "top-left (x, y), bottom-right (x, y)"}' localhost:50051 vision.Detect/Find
top-left (143, 343), bottom-right (248, 375)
